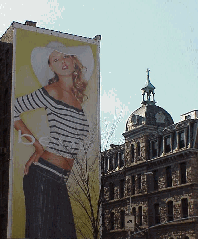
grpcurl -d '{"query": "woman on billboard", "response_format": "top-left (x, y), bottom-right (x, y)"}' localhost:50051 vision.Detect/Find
top-left (14, 41), bottom-right (94, 238)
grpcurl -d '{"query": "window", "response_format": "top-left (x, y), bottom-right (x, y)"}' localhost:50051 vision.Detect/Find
top-left (186, 126), bottom-right (190, 147)
top-left (137, 174), bottom-right (141, 190)
top-left (109, 157), bottom-right (113, 171)
top-left (138, 206), bottom-right (142, 226)
top-left (137, 142), bottom-right (140, 157)
top-left (110, 212), bottom-right (114, 230)
top-left (153, 170), bottom-right (158, 191)
top-left (120, 179), bottom-right (124, 198)
top-left (154, 203), bottom-right (160, 224)
top-left (114, 152), bottom-right (118, 169)
top-left (119, 151), bottom-right (124, 167)
top-left (109, 182), bottom-right (114, 200)
top-left (167, 201), bottom-right (173, 222)
top-left (158, 136), bottom-right (163, 156)
top-left (105, 157), bottom-right (108, 172)
top-left (131, 175), bottom-right (135, 195)
top-left (131, 144), bottom-right (135, 162)
top-left (152, 141), bottom-right (157, 158)
top-left (172, 131), bottom-right (177, 150)
top-left (120, 210), bottom-right (125, 229)
top-left (179, 131), bottom-right (185, 149)
top-left (132, 207), bottom-right (136, 224)
top-left (180, 162), bottom-right (187, 184)
top-left (181, 198), bottom-right (188, 218)
top-left (165, 136), bottom-right (171, 153)
top-left (166, 166), bottom-right (172, 188)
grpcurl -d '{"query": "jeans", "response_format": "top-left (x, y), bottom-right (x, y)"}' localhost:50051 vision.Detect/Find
top-left (23, 157), bottom-right (77, 239)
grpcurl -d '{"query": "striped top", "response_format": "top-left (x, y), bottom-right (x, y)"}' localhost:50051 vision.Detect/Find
top-left (14, 87), bottom-right (89, 159)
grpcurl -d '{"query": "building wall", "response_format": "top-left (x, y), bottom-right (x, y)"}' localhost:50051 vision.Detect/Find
top-left (0, 40), bottom-right (13, 239)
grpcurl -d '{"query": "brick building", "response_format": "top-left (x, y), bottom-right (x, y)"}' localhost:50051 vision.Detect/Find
top-left (101, 70), bottom-right (198, 239)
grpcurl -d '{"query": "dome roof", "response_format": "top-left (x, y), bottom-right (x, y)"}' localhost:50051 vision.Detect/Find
top-left (126, 69), bottom-right (174, 132)
top-left (126, 104), bottom-right (174, 132)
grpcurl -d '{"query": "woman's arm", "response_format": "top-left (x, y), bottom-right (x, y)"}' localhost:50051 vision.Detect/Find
top-left (14, 119), bottom-right (44, 175)
top-left (14, 88), bottom-right (49, 174)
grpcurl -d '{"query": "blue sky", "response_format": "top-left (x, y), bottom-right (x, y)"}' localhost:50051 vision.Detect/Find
top-left (1, 0), bottom-right (198, 148)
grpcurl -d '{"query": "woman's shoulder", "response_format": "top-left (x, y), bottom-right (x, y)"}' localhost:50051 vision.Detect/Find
top-left (44, 84), bottom-right (59, 99)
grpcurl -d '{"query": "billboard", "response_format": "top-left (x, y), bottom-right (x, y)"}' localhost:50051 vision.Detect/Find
top-left (9, 23), bottom-right (100, 239)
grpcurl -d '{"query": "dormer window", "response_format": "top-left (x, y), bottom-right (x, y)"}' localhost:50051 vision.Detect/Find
top-left (165, 136), bottom-right (171, 153)
top-left (179, 131), bottom-right (185, 149)
top-left (152, 141), bottom-right (157, 158)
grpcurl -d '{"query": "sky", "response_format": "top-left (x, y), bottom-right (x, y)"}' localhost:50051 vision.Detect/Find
top-left (1, 0), bottom-right (198, 149)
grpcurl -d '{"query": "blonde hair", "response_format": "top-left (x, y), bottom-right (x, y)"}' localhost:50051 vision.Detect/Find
top-left (48, 55), bottom-right (88, 103)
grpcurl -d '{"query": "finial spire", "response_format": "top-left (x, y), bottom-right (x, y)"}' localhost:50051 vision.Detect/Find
top-left (141, 68), bottom-right (156, 105)
top-left (146, 68), bottom-right (150, 82)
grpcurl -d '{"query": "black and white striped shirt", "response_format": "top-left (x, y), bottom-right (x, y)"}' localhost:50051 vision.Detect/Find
top-left (14, 87), bottom-right (89, 159)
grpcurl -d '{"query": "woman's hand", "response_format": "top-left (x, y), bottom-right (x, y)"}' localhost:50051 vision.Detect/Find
top-left (24, 143), bottom-right (44, 175)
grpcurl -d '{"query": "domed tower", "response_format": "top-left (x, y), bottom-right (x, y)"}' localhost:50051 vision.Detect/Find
top-left (123, 69), bottom-right (174, 165)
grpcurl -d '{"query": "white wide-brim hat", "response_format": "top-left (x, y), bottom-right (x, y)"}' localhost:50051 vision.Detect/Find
top-left (31, 41), bottom-right (94, 86)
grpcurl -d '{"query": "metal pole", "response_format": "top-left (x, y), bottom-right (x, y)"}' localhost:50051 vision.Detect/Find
top-left (128, 230), bottom-right (131, 239)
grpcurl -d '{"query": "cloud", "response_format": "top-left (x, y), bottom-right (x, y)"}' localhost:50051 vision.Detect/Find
top-left (0, 0), bottom-right (65, 35)
top-left (101, 88), bottom-right (129, 118)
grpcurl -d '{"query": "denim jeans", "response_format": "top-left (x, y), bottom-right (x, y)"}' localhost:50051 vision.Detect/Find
top-left (23, 157), bottom-right (77, 239)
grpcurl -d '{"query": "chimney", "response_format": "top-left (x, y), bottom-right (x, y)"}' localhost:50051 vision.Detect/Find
top-left (25, 21), bottom-right (37, 27)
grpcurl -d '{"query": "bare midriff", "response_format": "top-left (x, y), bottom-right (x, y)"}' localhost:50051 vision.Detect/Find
top-left (41, 150), bottom-right (74, 171)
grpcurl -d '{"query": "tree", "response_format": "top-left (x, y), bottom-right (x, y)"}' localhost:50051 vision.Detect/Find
top-left (58, 110), bottom-right (124, 239)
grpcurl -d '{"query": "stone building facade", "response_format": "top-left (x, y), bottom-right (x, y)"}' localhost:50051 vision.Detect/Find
top-left (101, 70), bottom-right (198, 239)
